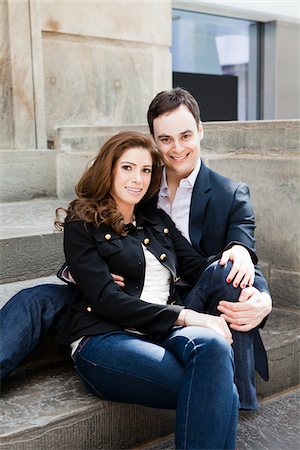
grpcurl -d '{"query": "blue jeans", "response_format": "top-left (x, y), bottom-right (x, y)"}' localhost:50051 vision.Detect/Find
top-left (74, 327), bottom-right (238, 450)
top-left (0, 284), bottom-right (73, 379)
top-left (0, 262), bottom-right (258, 410)
top-left (183, 261), bottom-right (258, 410)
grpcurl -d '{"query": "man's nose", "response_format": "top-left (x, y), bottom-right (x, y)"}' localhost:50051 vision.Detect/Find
top-left (173, 139), bottom-right (184, 153)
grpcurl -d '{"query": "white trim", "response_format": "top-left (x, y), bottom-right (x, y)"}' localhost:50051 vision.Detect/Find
top-left (173, 1), bottom-right (300, 24)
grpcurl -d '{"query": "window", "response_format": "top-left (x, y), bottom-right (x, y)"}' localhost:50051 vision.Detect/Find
top-left (172, 10), bottom-right (261, 121)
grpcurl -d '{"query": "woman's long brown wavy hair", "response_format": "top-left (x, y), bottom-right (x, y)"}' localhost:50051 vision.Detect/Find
top-left (55, 131), bottom-right (162, 235)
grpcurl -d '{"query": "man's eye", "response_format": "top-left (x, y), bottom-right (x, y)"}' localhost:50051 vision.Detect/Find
top-left (182, 134), bottom-right (191, 140)
top-left (161, 138), bottom-right (171, 144)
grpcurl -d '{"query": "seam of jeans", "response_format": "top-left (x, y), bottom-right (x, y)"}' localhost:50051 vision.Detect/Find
top-left (76, 351), bottom-right (179, 395)
top-left (182, 339), bottom-right (197, 450)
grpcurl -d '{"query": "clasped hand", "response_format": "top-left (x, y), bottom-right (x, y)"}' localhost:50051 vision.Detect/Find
top-left (220, 244), bottom-right (255, 288)
top-left (217, 287), bottom-right (272, 332)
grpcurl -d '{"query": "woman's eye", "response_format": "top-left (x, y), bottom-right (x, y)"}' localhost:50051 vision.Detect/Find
top-left (122, 165), bottom-right (132, 171)
top-left (143, 168), bottom-right (152, 174)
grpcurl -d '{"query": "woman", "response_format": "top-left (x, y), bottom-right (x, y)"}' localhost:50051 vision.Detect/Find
top-left (56, 131), bottom-right (242, 449)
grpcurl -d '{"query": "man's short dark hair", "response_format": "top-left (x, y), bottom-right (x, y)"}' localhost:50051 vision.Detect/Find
top-left (147, 87), bottom-right (201, 136)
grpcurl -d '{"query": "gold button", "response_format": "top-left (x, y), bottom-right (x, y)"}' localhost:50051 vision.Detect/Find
top-left (163, 228), bottom-right (169, 234)
top-left (160, 253), bottom-right (167, 261)
top-left (105, 233), bottom-right (112, 240)
top-left (86, 306), bottom-right (92, 312)
top-left (143, 238), bottom-right (150, 245)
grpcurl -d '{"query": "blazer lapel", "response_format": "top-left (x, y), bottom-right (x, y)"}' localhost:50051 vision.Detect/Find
top-left (189, 161), bottom-right (211, 253)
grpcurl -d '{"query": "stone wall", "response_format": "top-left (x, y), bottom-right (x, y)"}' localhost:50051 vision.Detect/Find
top-left (202, 120), bottom-right (300, 308)
top-left (0, 0), bottom-right (172, 151)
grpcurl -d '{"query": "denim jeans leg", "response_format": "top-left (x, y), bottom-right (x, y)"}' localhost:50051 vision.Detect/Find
top-left (73, 332), bottom-right (183, 409)
top-left (184, 260), bottom-right (258, 410)
top-left (161, 326), bottom-right (238, 450)
top-left (0, 284), bottom-right (73, 378)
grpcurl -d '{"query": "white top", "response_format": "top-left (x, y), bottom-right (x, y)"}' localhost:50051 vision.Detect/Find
top-left (71, 243), bottom-right (171, 355)
top-left (157, 158), bottom-right (201, 243)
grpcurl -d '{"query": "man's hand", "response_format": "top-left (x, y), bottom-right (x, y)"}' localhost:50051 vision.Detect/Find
top-left (112, 273), bottom-right (125, 288)
top-left (217, 286), bottom-right (272, 332)
top-left (220, 244), bottom-right (255, 288)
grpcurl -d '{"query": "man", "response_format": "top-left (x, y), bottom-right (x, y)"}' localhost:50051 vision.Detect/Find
top-left (1, 88), bottom-right (271, 409)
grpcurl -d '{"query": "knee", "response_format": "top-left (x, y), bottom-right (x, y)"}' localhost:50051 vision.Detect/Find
top-left (204, 260), bottom-right (233, 281)
top-left (184, 327), bottom-right (233, 361)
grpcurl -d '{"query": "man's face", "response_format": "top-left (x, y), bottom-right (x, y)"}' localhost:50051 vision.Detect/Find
top-left (153, 105), bottom-right (203, 180)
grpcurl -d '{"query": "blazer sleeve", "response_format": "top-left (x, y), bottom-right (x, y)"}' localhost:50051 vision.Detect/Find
top-left (226, 183), bottom-right (257, 251)
top-left (226, 184), bottom-right (271, 327)
top-left (63, 220), bottom-right (183, 335)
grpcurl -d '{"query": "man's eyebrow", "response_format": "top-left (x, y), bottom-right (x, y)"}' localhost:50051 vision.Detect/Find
top-left (157, 130), bottom-right (193, 139)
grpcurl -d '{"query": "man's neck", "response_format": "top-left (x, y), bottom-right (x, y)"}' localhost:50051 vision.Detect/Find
top-left (165, 170), bottom-right (189, 203)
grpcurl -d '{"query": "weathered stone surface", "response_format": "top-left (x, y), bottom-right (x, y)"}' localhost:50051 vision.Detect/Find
top-left (0, 150), bottom-right (56, 202)
top-left (43, 39), bottom-right (157, 138)
top-left (0, 0), bottom-right (14, 149)
top-left (202, 120), bottom-right (300, 154)
top-left (140, 388), bottom-right (300, 450)
top-left (39, 0), bottom-right (171, 46)
top-left (257, 308), bottom-right (300, 396)
top-left (270, 268), bottom-right (300, 308)
top-left (206, 156), bottom-right (300, 273)
top-left (0, 199), bottom-right (66, 282)
top-left (0, 363), bottom-right (175, 450)
top-left (56, 125), bottom-right (149, 152)
top-left (7, 0), bottom-right (36, 149)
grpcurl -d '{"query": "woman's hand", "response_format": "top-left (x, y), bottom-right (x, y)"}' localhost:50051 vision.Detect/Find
top-left (220, 244), bottom-right (255, 288)
top-left (176, 309), bottom-right (233, 345)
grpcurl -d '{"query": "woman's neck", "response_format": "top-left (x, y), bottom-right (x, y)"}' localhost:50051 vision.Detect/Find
top-left (117, 204), bottom-right (135, 224)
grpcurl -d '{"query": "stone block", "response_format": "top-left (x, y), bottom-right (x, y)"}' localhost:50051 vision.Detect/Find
top-left (0, 233), bottom-right (64, 283)
top-left (7, 0), bottom-right (36, 148)
top-left (39, 0), bottom-right (171, 46)
top-left (43, 39), bottom-right (156, 138)
top-left (0, 150), bottom-right (56, 202)
top-left (55, 125), bottom-right (149, 151)
top-left (270, 268), bottom-right (300, 308)
top-left (206, 156), bottom-right (300, 272)
top-left (57, 152), bottom-right (92, 199)
top-left (0, 0), bottom-right (14, 149)
top-left (202, 120), bottom-right (300, 155)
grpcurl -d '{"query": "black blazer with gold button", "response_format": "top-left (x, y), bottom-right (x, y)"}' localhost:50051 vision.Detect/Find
top-left (57, 204), bottom-right (246, 345)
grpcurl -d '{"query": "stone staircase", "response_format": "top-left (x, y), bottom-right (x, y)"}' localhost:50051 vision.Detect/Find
top-left (0, 121), bottom-right (299, 449)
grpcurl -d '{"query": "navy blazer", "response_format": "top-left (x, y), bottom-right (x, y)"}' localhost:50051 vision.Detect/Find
top-left (188, 161), bottom-right (270, 379)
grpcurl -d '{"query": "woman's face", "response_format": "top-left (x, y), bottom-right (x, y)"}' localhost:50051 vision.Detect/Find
top-left (111, 147), bottom-right (153, 210)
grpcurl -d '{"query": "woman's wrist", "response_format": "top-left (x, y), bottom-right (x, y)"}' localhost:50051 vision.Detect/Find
top-left (176, 309), bottom-right (190, 326)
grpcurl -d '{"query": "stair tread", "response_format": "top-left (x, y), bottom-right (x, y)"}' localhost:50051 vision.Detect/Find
top-left (138, 387), bottom-right (300, 450)
top-left (0, 199), bottom-right (69, 239)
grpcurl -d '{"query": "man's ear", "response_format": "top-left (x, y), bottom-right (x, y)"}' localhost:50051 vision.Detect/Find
top-left (199, 123), bottom-right (204, 141)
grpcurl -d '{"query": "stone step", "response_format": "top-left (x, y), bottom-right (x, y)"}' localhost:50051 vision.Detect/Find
top-left (0, 150), bottom-right (56, 203)
top-left (0, 362), bottom-right (176, 450)
top-left (137, 387), bottom-right (300, 450)
top-left (0, 199), bottom-right (67, 283)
